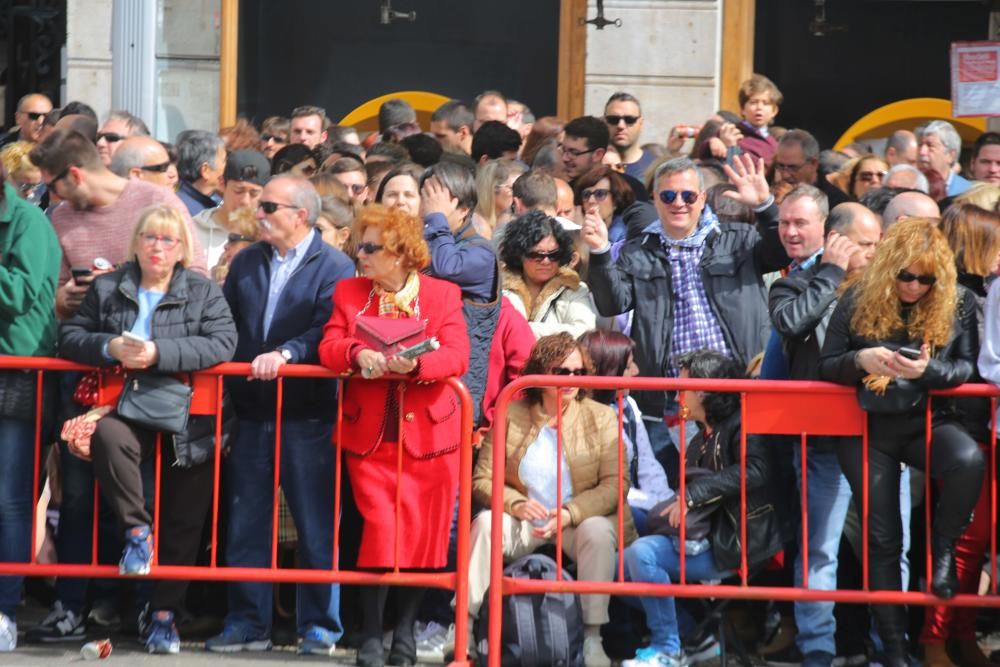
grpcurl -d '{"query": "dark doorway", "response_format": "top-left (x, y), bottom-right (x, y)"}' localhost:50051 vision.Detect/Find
top-left (753, 0), bottom-right (990, 147)
top-left (1, 0), bottom-right (65, 127)
top-left (238, 0), bottom-right (561, 125)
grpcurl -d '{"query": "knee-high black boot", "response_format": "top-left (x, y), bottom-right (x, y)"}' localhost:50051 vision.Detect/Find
top-left (358, 585), bottom-right (389, 667)
top-left (387, 586), bottom-right (426, 666)
top-left (870, 603), bottom-right (909, 667)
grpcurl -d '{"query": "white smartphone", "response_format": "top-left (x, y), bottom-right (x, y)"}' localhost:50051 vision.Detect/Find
top-left (121, 331), bottom-right (147, 343)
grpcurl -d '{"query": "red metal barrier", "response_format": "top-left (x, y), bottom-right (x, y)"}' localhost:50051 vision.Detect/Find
top-left (0, 357), bottom-right (475, 667)
top-left (486, 375), bottom-right (1000, 667)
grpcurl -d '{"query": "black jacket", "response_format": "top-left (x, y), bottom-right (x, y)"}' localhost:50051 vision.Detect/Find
top-left (768, 259), bottom-right (846, 381)
top-left (818, 285), bottom-right (979, 422)
top-left (589, 200), bottom-right (788, 416)
top-left (685, 413), bottom-right (784, 572)
top-left (59, 262), bottom-right (237, 466)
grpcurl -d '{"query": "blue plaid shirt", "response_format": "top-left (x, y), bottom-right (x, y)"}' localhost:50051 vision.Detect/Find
top-left (642, 206), bottom-right (730, 376)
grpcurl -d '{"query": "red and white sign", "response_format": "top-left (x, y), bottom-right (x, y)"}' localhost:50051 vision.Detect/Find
top-left (951, 41), bottom-right (1000, 117)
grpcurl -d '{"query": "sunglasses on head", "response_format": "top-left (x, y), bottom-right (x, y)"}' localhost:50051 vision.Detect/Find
top-left (357, 242), bottom-right (385, 255)
top-left (658, 190), bottom-right (699, 205)
top-left (97, 132), bottom-right (125, 144)
top-left (551, 367), bottom-right (588, 376)
top-left (605, 115), bottom-right (640, 126)
top-left (260, 133), bottom-right (288, 144)
top-left (896, 270), bottom-right (936, 286)
top-left (227, 233), bottom-right (255, 244)
top-left (525, 250), bottom-right (561, 263)
top-left (140, 160), bottom-right (171, 173)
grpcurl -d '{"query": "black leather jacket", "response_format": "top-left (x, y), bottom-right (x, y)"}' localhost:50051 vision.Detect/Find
top-left (684, 413), bottom-right (784, 572)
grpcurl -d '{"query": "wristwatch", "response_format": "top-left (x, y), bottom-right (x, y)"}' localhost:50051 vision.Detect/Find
top-left (278, 349), bottom-right (293, 363)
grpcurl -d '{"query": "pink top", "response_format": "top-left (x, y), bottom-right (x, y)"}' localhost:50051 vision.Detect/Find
top-left (50, 179), bottom-right (208, 283)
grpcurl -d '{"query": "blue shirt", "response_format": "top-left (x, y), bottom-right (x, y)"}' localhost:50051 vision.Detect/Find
top-left (624, 149), bottom-right (657, 182)
top-left (263, 229), bottom-right (315, 337)
top-left (132, 288), bottom-right (166, 340)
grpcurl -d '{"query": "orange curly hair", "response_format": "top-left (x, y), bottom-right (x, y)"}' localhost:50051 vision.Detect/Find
top-left (355, 204), bottom-right (430, 272)
top-left (849, 217), bottom-right (957, 348)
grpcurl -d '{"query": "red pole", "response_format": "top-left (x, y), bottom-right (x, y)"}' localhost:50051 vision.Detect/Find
top-left (271, 378), bottom-right (284, 569)
top-left (555, 390), bottom-right (564, 580)
top-left (153, 432), bottom-right (162, 565)
top-left (678, 394), bottom-right (686, 585)
top-left (739, 392), bottom-right (748, 584)
top-left (800, 432), bottom-right (809, 589)
top-left (394, 382), bottom-right (404, 574)
top-left (615, 391), bottom-right (625, 583)
top-left (449, 377), bottom-right (474, 667)
top-left (333, 379), bottom-right (344, 571)
top-left (210, 375), bottom-right (223, 567)
top-left (29, 370), bottom-right (42, 565)
top-left (862, 416), bottom-right (870, 591)
top-left (925, 400), bottom-right (933, 588)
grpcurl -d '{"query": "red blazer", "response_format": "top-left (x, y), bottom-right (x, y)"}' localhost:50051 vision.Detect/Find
top-left (318, 275), bottom-right (470, 458)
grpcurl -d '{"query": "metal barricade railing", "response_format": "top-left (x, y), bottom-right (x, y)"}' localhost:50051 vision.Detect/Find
top-left (0, 356), bottom-right (475, 667)
top-left (486, 375), bottom-right (1000, 667)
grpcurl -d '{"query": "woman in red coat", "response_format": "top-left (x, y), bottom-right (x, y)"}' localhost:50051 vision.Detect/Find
top-left (318, 204), bottom-right (469, 667)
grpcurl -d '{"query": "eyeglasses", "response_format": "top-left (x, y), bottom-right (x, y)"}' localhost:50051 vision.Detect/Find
top-left (525, 250), bottom-right (561, 263)
top-left (140, 161), bottom-right (171, 173)
top-left (45, 166), bottom-right (70, 191)
top-left (581, 188), bottom-right (610, 202)
top-left (345, 183), bottom-right (366, 195)
top-left (774, 161), bottom-right (806, 173)
top-left (858, 170), bottom-right (887, 183)
top-left (357, 242), bottom-right (385, 255)
top-left (17, 181), bottom-right (41, 194)
top-left (140, 233), bottom-right (180, 249)
top-left (97, 132), bottom-right (125, 144)
top-left (227, 233), bottom-right (255, 244)
top-left (551, 367), bottom-right (588, 376)
top-left (896, 270), bottom-right (936, 286)
top-left (604, 115), bottom-right (640, 126)
top-left (258, 200), bottom-right (297, 214)
top-left (494, 184), bottom-right (514, 194)
top-left (559, 144), bottom-right (597, 158)
top-left (261, 133), bottom-right (288, 144)
top-left (24, 111), bottom-right (47, 122)
top-left (658, 190), bottom-right (699, 205)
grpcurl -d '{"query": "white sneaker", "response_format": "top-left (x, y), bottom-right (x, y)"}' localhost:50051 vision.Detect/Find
top-left (416, 621), bottom-right (454, 663)
top-left (0, 612), bottom-right (16, 651)
top-left (622, 646), bottom-right (687, 667)
top-left (583, 635), bottom-right (613, 667)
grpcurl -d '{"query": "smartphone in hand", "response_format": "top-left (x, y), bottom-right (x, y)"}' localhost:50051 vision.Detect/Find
top-left (897, 346), bottom-right (922, 360)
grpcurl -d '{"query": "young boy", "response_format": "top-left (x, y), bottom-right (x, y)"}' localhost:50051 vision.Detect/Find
top-left (736, 74), bottom-right (782, 167)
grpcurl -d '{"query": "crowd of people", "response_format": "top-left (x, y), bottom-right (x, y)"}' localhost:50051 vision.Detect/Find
top-left (0, 74), bottom-right (999, 667)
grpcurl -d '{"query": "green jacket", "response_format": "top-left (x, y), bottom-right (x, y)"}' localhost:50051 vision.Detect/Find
top-left (0, 183), bottom-right (61, 356)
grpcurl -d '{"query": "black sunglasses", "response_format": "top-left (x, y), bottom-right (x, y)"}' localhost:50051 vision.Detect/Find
top-left (140, 160), bottom-right (171, 173)
top-left (261, 133), bottom-right (288, 143)
top-left (357, 242), bottom-right (384, 255)
top-left (896, 270), bottom-right (936, 286)
top-left (227, 233), bottom-right (255, 244)
top-left (345, 183), bottom-right (366, 195)
top-left (258, 200), bottom-right (297, 214)
top-left (551, 367), bottom-right (588, 376)
top-left (45, 166), bottom-right (70, 191)
top-left (605, 115), bottom-right (640, 126)
top-left (97, 132), bottom-right (126, 143)
top-left (658, 190), bottom-right (699, 205)
top-left (581, 188), bottom-right (610, 202)
top-left (525, 250), bottom-right (561, 263)
top-left (25, 111), bottom-right (47, 121)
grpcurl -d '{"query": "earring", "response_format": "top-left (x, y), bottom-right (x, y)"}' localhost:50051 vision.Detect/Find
top-left (395, 260), bottom-right (400, 266)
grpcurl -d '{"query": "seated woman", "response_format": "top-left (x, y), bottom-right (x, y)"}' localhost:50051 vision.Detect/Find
top-left (468, 332), bottom-right (637, 667)
top-left (58, 204), bottom-right (237, 654)
top-left (578, 329), bottom-right (673, 535)
top-left (622, 349), bottom-right (782, 667)
top-left (819, 217), bottom-right (983, 667)
top-left (499, 210), bottom-right (597, 339)
top-left (317, 204), bottom-right (469, 667)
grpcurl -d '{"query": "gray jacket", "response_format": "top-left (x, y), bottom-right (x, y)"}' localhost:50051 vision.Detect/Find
top-left (589, 201), bottom-right (786, 417)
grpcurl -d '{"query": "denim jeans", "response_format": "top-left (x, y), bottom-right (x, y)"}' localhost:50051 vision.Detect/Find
top-left (224, 418), bottom-right (342, 640)
top-left (624, 535), bottom-right (729, 655)
top-left (0, 418), bottom-right (35, 618)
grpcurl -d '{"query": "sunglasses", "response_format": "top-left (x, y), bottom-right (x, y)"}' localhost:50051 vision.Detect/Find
top-left (551, 367), bottom-right (588, 376)
top-left (581, 188), bottom-right (610, 202)
top-left (858, 170), bottom-right (887, 183)
top-left (140, 160), bottom-right (171, 173)
top-left (261, 133), bottom-right (288, 144)
top-left (258, 200), bottom-right (297, 214)
top-left (227, 233), bottom-right (255, 244)
top-left (605, 115), bottom-right (640, 126)
top-left (24, 111), bottom-right (47, 121)
top-left (345, 183), bottom-right (366, 195)
top-left (97, 132), bottom-right (126, 144)
top-left (896, 270), bottom-right (936, 286)
top-left (658, 190), bottom-right (699, 205)
top-left (45, 166), bottom-right (70, 191)
top-left (357, 242), bottom-right (385, 255)
top-left (525, 250), bottom-right (561, 263)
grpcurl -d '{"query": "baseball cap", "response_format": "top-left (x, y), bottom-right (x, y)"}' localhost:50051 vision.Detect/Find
top-left (224, 150), bottom-right (271, 186)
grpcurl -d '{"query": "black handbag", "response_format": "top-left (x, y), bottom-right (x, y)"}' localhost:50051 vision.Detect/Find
top-left (647, 467), bottom-right (718, 540)
top-left (856, 377), bottom-right (926, 414)
top-left (117, 373), bottom-right (192, 434)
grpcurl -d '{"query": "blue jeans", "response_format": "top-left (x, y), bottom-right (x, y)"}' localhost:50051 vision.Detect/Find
top-left (624, 535), bottom-right (729, 655)
top-left (224, 418), bottom-right (342, 640)
top-left (0, 418), bottom-right (35, 619)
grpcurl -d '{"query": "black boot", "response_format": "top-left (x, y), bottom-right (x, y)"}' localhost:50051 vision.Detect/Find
top-left (930, 532), bottom-right (960, 599)
top-left (357, 637), bottom-right (386, 667)
top-left (387, 587), bottom-right (424, 666)
top-left (871, 604), bottom-right (909, 667)
top-left (357, 585), bottom-right (388, 667)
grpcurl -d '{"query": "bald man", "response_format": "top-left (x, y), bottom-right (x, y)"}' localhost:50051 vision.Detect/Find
top-left (473, 91), bottom-right (507, 132)
top-left (881, 191), bottom-right (940, 230)
top-left (110, 137), bottom-right (173, 189)
top-left (884, 130), bottom-right (917, 167)
top-left (554, 177), bottom-right (575, 219)
top-left (0, 93), bottom-right (53, 148)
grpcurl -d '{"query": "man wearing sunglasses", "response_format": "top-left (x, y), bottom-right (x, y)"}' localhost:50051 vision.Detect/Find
top-left (109, 136), bottom-right (173, 189)
top-left (584, 154), bottom-right (786, 482)
top-left (95, 110), bottom-right (149, 167)
top-left (604, 92), bottom-right (655, 182)
top-left (0, 93), bottom-right (52, 149)
top-left (192, 150), bottom-right (270, 267)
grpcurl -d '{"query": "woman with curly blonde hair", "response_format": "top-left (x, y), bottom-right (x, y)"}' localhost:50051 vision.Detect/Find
top-left (819, 217), bottom-right (983, 667)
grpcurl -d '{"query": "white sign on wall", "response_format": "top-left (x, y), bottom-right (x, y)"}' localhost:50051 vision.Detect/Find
top-left (951, 41), bottom-right (1000, 117)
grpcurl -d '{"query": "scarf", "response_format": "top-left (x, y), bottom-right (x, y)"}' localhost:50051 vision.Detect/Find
top-left (374, 271), bottom-right (420, 318)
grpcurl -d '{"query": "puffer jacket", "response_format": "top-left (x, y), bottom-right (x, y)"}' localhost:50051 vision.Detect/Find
top-left (59, 261), bottom-right (237, 466)
top-left (502, 266), bottom-right (597, 340)
top-left (474, 397), bottom-right (638, 546)
top-left (684, 413), bottom-right (783, 571)
top-left (589, 201), bottom-right (786, 417)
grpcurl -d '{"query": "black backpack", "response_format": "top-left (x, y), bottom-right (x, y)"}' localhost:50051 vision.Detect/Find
top-left (476, 553), bottom-right (584, 667)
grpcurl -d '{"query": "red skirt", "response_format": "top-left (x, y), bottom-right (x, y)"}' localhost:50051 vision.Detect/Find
top-left (346, 440), bottom-right (459, 569)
